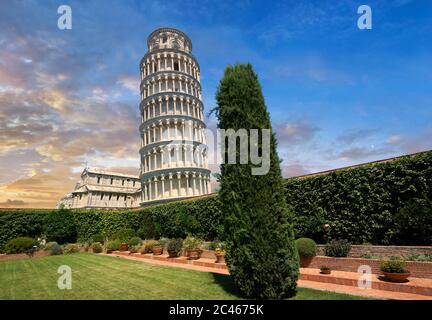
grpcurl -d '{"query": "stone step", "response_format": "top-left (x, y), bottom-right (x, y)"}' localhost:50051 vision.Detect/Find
top-left (300, 268), bottom-right (432, 297)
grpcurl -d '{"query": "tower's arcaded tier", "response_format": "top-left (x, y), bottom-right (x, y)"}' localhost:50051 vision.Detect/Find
top-left (139, 28), bottom-right (211, 205)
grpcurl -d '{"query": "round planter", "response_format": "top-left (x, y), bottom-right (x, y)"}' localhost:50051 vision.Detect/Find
top-left (168, 251), bottom-right (179, 258)
top-left (215, 254), bottom-right (225, 264)
top-left (152, 245), bottom-right (163, 255)
top-left (382, 272), bottom-right (410, 283)
top-left (187, 249), bottom-right (202, 260)
top-left (299, 256), bottom-right (313, 268)
top-left (320, 269), bottom-right (331, 275)
top-left (119, 243), bottom-right (129, 252)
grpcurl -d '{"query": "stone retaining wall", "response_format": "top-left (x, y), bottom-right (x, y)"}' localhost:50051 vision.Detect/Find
top-left (316, 245), bottom-right (432, 258)
top-left (309, 256), bottom-right (432, 279)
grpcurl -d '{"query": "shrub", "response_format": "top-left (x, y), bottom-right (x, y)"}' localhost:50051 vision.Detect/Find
top-left (92, 234), bottom-right (105, 244)
top-left (325, 239), bottom-right (352, 257)
top-left (63, 243), bottom-right (79, 254)
top-left (44, 241), bottom-right (58, 251)
top-left (136, 215), bottom-right (159, 239)
top-left (128, 236), bottom-right (141, 247)
top-left (380, 260), bottom-right (408, 274)
top-left (91, 242), bottom-right (102, 253)
top-left (140, 240), bottom-right (159, 254)
top-left (129, 245), bottom-right (139, 254)
top-left (50, 243), bottom-right (63, 255)
top-left (167, 238), bottom-right (183, 255)
top-left (112, 228), bottom-right (135, 242)
top-left (295, 238), bottom-right (317, 257)
top-left (215, 64), bottom-right (299, 299)
top-left (159, 237), bottom-right (169, 247)
top-left (44, 208), bottom-right (77, 244)
top-left (5, 237), bottom-right (37, 254)
top-left (106, 240), bottom-right (121, 252)
top-left (182, 235), bottom-right (203, 250)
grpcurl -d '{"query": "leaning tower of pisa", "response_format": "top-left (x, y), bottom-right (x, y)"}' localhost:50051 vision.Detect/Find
top-left (138, 28), bottom-right (211, 205)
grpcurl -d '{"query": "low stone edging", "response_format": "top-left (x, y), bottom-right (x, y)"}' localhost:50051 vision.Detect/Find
top-left (0, 251), bottom-right (50, 261)
top-left (309, 256), bottom-right (432, 279)
top-left (316, 245), bottom-right (432, 258)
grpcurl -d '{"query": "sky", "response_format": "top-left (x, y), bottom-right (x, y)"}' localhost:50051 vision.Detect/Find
top-left (0, 0), bottom-right (431, 208)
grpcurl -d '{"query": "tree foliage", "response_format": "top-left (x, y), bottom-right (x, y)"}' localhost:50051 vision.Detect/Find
top-left (214, 64), bottom-right (299, 299)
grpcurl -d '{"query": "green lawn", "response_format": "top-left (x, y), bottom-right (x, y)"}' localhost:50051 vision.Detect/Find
top-left (0, 253), bottom-right (368, 300)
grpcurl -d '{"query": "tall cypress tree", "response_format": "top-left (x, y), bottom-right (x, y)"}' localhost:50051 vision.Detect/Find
top-left (214, 64), bottom-right (299, 299)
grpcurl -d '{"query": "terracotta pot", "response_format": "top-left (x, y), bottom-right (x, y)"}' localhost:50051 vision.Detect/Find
top-left (382, 272), bottom-right (410, 283)
top-left (215, 253), bottom-right (225, 264)
top-left (320, 269), bottom-right (331, 275)
top-left (187, 249), bottom-right (202, 260)
top-left (153, 245), bottom-right (163, 255)
top-left (168, 251), bottom-right (179, 258)
top-left (300, 256), bottom-right (313, 268)
top-left (119, 243), bottom-right (129, 252)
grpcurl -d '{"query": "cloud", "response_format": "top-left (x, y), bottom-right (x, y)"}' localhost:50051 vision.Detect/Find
top-left (385, 129), bottom-right (432, 154)
top-left (337, 128), bottom-right (379, 145)
top-left (274, 120), bottom-right (319, 145)
top-left (0, 199), bottom-right (27, 208)
top-left (117, 76), bottom-right (140, 92)
top-left (331, 146), bottom-right (393, 161)
top-left (281, 163), bottom-right (310, 178)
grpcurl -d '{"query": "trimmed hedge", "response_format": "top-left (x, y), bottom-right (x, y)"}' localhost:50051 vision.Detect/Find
top-left (0, 151), bottom-right (430, 252)
top-left (0, 195), bottom-right (222, 252)
top-left (285, 151), bottom-right (432, 245)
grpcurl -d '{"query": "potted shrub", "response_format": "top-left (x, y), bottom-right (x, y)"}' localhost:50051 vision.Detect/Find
top-left (113, 228), bottom-right (136, 252)
top-left (63, 244), bottom-right (79, 254)
top-left (119, 242), bottom-right (129, 252)
top-left (129, 245), bottom-right (139, 254)
top-left (151, 238), bottom-right (168, 255)
top-left (183, 235), bottom-right (203, 260)
top-left (380, 260), bottom-right (410, 283)
top-left (320, 266), bottom-right (331, 274)
top-left (91, 242), bottom-right (103, 253)
top-left (140, 240), bottom-right (159, 254)
top-left (106, 240), bottom-right (121, 253)
top-left (128, 236), bottom-right (142, 247)
top-left (167, 238), bottom-right (183, 258)
top-left (214, 242), bottom-right (226, 263)
top-left (324, 239), bottom-right (351, 257)
top-left (295, 238), bottom-right (317, 267)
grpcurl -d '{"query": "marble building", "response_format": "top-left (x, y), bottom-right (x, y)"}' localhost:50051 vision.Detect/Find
top-left (138, 28), bottom-right (212, 205)
top-left (56, 168), bottom-right (141, 209)
top-left (57, 28), bottom-right (212, 209)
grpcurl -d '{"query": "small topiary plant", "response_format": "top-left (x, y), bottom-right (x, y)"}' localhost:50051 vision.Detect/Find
top-left (128, 236), bottom-right (142, 247)
top-left (380, 260), bottom-right (408, 274)
top-left (91, 242), bottom-right (102, 253)
top-left (325, 239), bottom-right (352, 257)
top-left (63, 243), bottom-right (79, 254)
top-left (295, 238), bottom-right (317, 257)
top-left (5, 237), bottom-right (37, 254)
